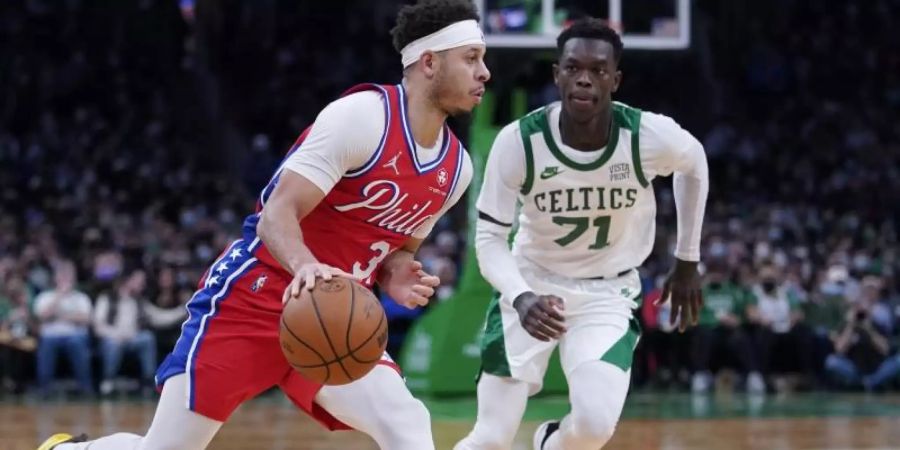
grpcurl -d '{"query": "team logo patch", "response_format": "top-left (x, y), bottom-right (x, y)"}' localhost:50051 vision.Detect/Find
top-left (251, 274), bottom-right (268, 292)
top-left (437, 168), bottom-right (449, 187)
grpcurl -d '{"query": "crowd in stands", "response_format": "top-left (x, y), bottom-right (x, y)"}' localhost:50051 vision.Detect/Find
top-left (1, 0), bottom-right (899, 398)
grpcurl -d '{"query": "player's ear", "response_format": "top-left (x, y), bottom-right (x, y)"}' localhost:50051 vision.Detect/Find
top-left (612, 69), bottom-right (622, 93)
top-left (421, 51), bottom-right (438, 79)
top-left (552, 63), bottom-right (560, 86)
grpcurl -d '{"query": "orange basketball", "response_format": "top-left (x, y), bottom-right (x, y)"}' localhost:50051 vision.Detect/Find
top-left (279, 277), bottom-right (388, 385)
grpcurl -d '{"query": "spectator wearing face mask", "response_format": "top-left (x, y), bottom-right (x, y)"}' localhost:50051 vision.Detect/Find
top-left (803, 267), bottom-right (853, 384)
top-left (689, 261), bottom-right (763, 394)
top-left (747, 265), bottom-right (815, 392)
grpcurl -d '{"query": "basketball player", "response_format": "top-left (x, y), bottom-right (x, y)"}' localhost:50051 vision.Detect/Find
top-left (39, 1), bottom-right (488, 449)
top-left (454, 19), bottom-right (708, 450)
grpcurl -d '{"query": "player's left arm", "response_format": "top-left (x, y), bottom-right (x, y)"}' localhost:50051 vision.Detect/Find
top-left (642, 112), bottom-right (710, 332)
top-left (376, 152), bottom-right (474, 309)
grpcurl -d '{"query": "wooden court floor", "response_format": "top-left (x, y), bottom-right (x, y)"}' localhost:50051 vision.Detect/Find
top-left (3, 394), bottom-right (900, 450)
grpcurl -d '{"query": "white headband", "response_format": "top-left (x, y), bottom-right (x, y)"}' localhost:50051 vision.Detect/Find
top-left (400, 19), bottom-right (485, 68)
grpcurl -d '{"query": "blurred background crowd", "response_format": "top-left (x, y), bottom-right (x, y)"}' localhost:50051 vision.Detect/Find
top-left (1, 0), bottom-right (898, 399)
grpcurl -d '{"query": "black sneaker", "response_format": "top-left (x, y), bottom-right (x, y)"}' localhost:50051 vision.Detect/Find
top-left (532, 420), bottom-right (560, 450)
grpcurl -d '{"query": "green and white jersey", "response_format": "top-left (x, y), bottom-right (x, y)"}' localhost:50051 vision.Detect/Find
top-left (477, 101), bottom-right (704, 279)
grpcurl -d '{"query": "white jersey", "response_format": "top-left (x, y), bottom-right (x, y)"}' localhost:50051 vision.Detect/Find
top-left (477, 101), bottom-right (705, 279)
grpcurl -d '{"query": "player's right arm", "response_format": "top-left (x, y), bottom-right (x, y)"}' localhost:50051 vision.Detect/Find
top-left (475, 123), bottom-right (566, 341)
top-left (257, 92), bottom-right (384, 298)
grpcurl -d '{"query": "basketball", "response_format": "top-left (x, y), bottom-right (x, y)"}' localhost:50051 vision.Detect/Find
top-left (279, 277), bottom-right (388, 385)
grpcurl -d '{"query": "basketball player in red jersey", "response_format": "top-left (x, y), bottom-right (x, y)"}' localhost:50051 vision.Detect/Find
top-left (39, 1), bottom-right (489, 449)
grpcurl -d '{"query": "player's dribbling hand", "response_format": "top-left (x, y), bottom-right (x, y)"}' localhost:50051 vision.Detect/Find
top-left (282, 263), bottom-right (357, 304)
top-left (655, 258), bottom-right (703, 332)
top-left (513, 292), bottom-right (566, 341)
top-left (384, 260), bottom-right (440, 309)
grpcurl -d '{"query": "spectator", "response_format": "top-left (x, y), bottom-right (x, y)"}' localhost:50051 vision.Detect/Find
top-left (748, 265), bottom-right (815, 392)
top-left (826, 293), bottom-right (900, 391)
top-left (33, 260), bottom-right (94, 397)
top-left (803, 269), bottom-right (850, 385)
top-left (0, 275), bottom-right (37, 395)
top-left (146, 265), bottom-right (190, 359)
top-left (690, 262), bottom-right (763, 394)
top-left (92, 268), bottom-right (157, 395)
top-left (635, 275), bottom-right (691, 389)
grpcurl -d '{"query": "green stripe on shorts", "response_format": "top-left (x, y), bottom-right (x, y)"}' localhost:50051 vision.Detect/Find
top-left (480, 294), bottom-right (511, 377)
top-left (600, 315), bottom-right (642, 372)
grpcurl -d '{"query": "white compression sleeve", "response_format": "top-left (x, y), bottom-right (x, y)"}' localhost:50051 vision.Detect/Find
top-left (453, 373), bottom-right (530, 450)
top-left (475, 219), bottom-right (532, 302)
top-left (544, 360), bottom-right (631, 450)
top-left (672, 140), bottom-right (708, 262)
top-left (315, 365), bottom-right (433, 450)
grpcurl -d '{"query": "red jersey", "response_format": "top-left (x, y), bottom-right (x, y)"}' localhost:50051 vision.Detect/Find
top-left (242, 83), bottom-right (466, 286)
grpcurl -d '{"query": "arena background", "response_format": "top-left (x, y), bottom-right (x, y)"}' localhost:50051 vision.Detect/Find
top-left (2, 0), bottom-right (900, 448)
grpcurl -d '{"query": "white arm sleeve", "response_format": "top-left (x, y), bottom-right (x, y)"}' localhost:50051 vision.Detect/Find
top-left (474, 123), bottom-right (532, 302)
top-left (640, 112), bottom-right (709, 262)
top-left (411, 151), bottom-right (473, 239)
top-left (281, 91), bottom-right (385, 193)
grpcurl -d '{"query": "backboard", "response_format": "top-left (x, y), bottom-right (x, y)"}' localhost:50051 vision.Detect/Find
top-left (477, 0), bottom-right (691, 50)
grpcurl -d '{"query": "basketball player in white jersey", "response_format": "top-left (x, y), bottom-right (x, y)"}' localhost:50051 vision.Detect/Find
top-left (454, 19), bottom-right (708, 450)
top-left (39, 1), bottom-right (488, 449)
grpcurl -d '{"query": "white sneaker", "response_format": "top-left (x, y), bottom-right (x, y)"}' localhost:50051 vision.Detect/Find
top-left (747, 372), bottom-right (766, 394)
top-left (691, 371), bottom-right (711, 393)
top-left (532, 420), bottom-right (560, 450)
top-left (99, 380), bottom-right (114, 396)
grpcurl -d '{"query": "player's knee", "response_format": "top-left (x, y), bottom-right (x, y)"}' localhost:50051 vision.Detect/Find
top-left (372, 396), bottom-right (431, 444)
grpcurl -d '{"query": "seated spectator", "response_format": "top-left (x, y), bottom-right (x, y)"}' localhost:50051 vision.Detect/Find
top-left (94, 267), bottom-right (182, 395)
top-left (0, 275), bottom-right (37, 394)
top-left (146, 266), bottom-right (190, 359)
top-left (802, 268), bottom-right (848, 384)
top-left (691, 262), bottom-right (763, 394)
top-left (33, 260), bottom-right (94, 397)
top-left (635, 275), bottom-right (691, 389)
top-left (826, 294), bottom-right (900, 391)
top-left (748, 266), bottom-right (814, 392)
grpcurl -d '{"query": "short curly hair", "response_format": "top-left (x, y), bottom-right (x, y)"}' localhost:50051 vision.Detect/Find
top-left (557, 18), bottom-right (624, 63)
top-left (391, 0), bottom-right (481, 52)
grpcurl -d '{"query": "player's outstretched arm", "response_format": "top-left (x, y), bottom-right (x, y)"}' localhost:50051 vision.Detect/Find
top-left (257, 170), bottom-right (354, 301)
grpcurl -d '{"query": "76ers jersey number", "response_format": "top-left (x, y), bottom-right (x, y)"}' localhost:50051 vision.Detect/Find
top-left (352, 240), bottom-right (392, 284)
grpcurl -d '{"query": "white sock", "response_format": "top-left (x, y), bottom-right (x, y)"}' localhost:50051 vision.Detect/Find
top-left (453, 373), bottom-right (530, 450)
top-left (315, 365), bottom-right (434, 450)
top-left (544, 361), bottom-right (630, 450)
top-left (56, 374), bottom-right (223, 450)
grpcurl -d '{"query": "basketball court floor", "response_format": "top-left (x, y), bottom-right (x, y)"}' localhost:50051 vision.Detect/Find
top-left (3, 391), bottom-right (899, 449)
